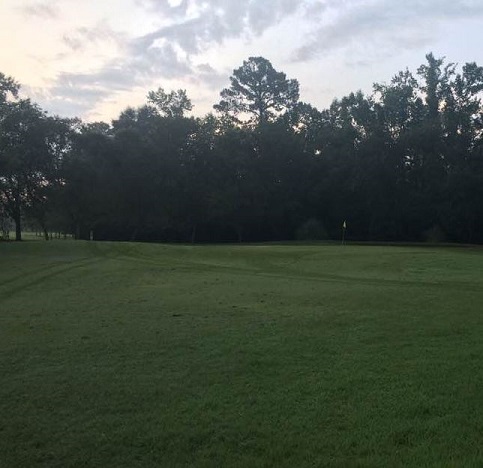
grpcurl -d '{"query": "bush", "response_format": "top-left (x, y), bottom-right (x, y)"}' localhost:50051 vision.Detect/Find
top-left (296, 218), bottom-right (329, 241)
top-left (423, 224), bottom-right (447, 243)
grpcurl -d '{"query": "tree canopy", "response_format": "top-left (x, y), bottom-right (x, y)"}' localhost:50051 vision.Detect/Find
top-left (1, 54), bottom-right (483, 244)
top-left (214, 56), bottom-right (300, 124)
top-left (147, 87), bottom-right (193, 118)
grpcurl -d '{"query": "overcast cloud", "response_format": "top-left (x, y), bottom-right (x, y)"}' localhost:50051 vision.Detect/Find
top-left (293, 0), bottom-right (483, 61)
top-left (19, 2), bottom-right (58, 19)
top-left (1, 0), bottom-right (482, 121)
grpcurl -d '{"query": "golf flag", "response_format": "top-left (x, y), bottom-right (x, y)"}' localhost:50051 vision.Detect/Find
top-left (342, 220), bottom-right (347, 229)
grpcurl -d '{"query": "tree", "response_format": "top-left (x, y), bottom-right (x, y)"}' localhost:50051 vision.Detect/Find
top-left (0, 72), bottom-right (19, 104)
top-left (0, 73), bottom-right (75, 241)
top-left (0, 74), bottom-right (27, 240)
top-left (147, 87), bottom-right (193, 118)
top-left (214, 56), bottom-right (299, 125)
top-left (0, 99), bottom-right (56, 240)
top-left (284, 102), bottom-right (326, 155)
top-left (59, 128), bottom-right (115, 240)
top-left (1, 53), bottom-right (482, 244)
top-left (23, 116), bottom-right (74, 239)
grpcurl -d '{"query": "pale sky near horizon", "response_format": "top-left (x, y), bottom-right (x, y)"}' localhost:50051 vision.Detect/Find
top-left (1, 0), bottom-right (482, 123)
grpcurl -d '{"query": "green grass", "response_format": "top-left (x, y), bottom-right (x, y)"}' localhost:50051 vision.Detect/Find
top-left (1, 240), bottom-right (483, 467)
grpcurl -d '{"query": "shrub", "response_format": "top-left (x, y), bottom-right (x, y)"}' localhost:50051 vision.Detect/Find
top-left (296, 218), bottom-right (329, 241)
top-left (423, 224), bottom-right (447, 243)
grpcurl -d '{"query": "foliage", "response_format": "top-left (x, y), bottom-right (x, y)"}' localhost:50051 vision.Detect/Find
top-left (147, 87), bottom-right (193, 118)
top-left (0, 80), bottom-right (74, 240)
top-left (295, 218), bottom-right (329, 240)
top-left (423, 224), bottom-right (447, 243)
top-left (1, 53), bottom-right (483, 243)
top-left (214, 56), bottom-right (300, 125)
top-left (0, 71), bottom-right (19, 103)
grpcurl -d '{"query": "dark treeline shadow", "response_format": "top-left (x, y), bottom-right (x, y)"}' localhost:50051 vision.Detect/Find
top-left (1, 54), bottom-right (482, 243)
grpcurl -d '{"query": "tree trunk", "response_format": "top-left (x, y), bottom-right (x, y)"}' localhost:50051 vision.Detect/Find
top-left (467, 215), bottom-right (474, 244)
top-left (190, 224), bottom-right (197, 244)
top-left (236, 226), bottom-right (243, 243)
top-left (11, 189), bottom-right (22, 241)
top-left (38, 219), bottom-right (49, 240)
top-left (14, 212), bottom-right (21, 241)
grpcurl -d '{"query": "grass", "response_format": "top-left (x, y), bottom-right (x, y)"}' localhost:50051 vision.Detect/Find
top-left (1, 240), bottom-right (483, 467)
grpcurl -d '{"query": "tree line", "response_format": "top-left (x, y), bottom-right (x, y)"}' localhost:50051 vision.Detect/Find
top-left (1, 53), bottom-right (482, 243)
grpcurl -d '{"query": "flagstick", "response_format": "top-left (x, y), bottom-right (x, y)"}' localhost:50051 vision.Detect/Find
top-left (341, 227), bottom-right (345, 246)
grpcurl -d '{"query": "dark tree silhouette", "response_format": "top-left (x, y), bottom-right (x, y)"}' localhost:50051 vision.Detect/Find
top-left (214, 57), bottom-right (299, 125)
top-left (2, 53), bottom-right (483, 244)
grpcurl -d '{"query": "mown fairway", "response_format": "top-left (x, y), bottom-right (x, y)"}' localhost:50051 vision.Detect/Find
top-left (1, 241), bottom-right (483, 467)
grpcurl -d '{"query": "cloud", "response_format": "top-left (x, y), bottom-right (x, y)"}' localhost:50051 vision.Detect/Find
top-left (135, 0), bottom-right (191, 17)
top-left (63, 22), bottom-right (126, 52)
top-left (23, 86), bottom-right (96, 118)
top-left (303, 1), bottom-right (329, 19)
top-left (136, 0), bottom-right (310, 54)
top-left (42, 0), bottom-right (309, 119)
top-left (23, 81), bottom-right (112, 118)
top-left (292, 0), bottom-right (483, 62)
top-left (41, 98), bottom-right (96, 118)
top-left (43, 40), bottom-right (193, 119)
top-left (19, 2), bottom-right (58, 19)
top-left (189, 63), bottom-right (228, 90)
top-left (47, 0), bottom-right (483, 119)
top-left (50, 85), bottom-right (109, 101)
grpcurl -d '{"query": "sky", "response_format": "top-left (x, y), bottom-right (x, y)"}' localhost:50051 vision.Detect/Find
top-left (1, 0), bottom-right (482, 122)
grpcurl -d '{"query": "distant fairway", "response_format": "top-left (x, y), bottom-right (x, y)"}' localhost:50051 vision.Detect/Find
top-left (1, 241), bottom-right (483, 467)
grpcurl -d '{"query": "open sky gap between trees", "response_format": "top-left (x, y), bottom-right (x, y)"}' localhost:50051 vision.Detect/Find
top-left (1, 54), bottom-right (482, 243)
